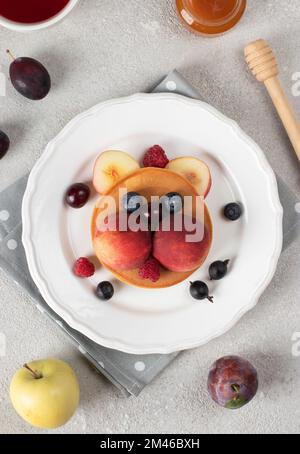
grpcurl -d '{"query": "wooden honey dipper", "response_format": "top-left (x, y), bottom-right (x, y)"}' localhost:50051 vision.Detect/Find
top-left (244, 39), bottom-right (300, 161)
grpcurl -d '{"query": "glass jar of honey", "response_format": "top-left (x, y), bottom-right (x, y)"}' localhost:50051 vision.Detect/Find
top-left (176, 0), bottom-right (247, 36)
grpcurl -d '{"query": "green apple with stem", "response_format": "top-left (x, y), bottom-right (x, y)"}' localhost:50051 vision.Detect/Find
top-left (10, 358), bottom-right (80, 429)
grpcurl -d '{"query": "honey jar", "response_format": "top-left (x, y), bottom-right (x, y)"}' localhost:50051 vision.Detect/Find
top-left (176, 0), bottom-right (247, 36)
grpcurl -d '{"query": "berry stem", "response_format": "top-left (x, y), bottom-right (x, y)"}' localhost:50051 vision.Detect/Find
top-left (23, 363), bottom-right (43, 380)
top-left (231, 384), bottom-right (240, 393)
top-left (6, 49), bottom-right (16, 61)
top-left (207, 296), bottom-right (214, 303)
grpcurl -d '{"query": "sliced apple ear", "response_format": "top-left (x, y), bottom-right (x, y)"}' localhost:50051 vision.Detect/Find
top-left (166, 157), bottom-right (212, 198)
top-left (93, 150), bottom-right (140, 194)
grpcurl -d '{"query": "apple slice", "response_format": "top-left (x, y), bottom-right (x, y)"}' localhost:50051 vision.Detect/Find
top-left (166, 157), bottom-right (212, 198)
top-left (93, 150), bottom-right (140, 194)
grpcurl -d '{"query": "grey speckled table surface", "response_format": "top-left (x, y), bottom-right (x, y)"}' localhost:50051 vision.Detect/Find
top-left (0, 0), bottom-right (300, 434)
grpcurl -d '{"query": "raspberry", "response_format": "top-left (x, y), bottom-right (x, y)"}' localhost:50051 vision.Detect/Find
top-left (143, 145), bottom-right (169, 168)
top-left (139, 257), bottom-right (160, 283)
top-left (73, 257), bottom-right (95, 278)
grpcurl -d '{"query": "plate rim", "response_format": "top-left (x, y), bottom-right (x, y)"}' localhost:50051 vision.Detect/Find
top-left (22, 92), bottom-right (283, 354)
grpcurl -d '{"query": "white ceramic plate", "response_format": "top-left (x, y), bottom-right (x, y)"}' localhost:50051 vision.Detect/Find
top-left (22, 93), bottom-right (283, 354)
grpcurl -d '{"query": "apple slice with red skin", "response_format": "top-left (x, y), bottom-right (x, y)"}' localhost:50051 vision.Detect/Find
top-left (166, 157), bottom-right (212, 198)
top-left (93, 150), bottom-right (140, 194)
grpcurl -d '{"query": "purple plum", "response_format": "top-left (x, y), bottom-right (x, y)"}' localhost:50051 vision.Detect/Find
top-left (208, 356), bottom-right (258, 410)
top-left (8, 53), bottom-right (51, 101)
top-left (0, 130), bottom-right (10, 159)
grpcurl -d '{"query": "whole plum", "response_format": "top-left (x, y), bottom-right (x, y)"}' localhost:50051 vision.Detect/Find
top-left (208, 356), bottom-right (258, 410)
top-left (8, 51), bottom-right (51, 101)
top-left (0, 130), bottom-right (10, 159)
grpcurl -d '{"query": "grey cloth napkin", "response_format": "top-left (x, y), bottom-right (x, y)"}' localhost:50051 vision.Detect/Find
top-left (0, 71), bottom-right (299, 397)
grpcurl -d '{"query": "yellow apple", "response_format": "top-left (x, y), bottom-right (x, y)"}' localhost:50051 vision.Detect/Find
top-left (10, 358), bottom-right (80, 429)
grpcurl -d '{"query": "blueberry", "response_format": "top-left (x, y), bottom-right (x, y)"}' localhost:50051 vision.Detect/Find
top-left (209, 260), bottom-right (230, 280)
top-left (162, 192), bottom-right (183, 214)
top-left (224, 203), bottom-right (242, 221)
top-left (123, 192), bottom-right (144, 213)
top-left (189, 281), bottom-right (214, 303)
top-left (96, 282), bottom-right (114, 301)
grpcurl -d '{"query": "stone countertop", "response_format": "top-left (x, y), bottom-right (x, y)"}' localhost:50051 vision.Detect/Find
top-left (0, 0), bottom-right (300, 434)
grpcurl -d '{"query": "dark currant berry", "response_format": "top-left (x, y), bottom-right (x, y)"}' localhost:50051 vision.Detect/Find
top-left (65, 183), bottom-right (90, 208)
top-left (123, 192), bottom-right (145, 214)
top-left (96, 281), bottom-right (114, 301)
top-left (209, 260), bottom-right (230, 280)
top-left (189, 281), bottom-right (214, 303)
top-left (224, 203), bottom-right (242, 221)
top-left (162, 192), bottom-right (183, 214)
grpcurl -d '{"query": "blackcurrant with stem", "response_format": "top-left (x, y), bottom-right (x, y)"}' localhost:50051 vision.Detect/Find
top-left (189, 281), bottom-right (214, 303)
top-left (209, 260), bottom-right (230, 280)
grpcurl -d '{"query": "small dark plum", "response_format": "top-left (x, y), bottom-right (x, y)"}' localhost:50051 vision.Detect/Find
top-left (209, 260), bottom-right (230, 280)
top-left (96, 281), bottom-right (114, 301)
top-left (162, 192), bottom-right (183, 214)
top-left (65, 183), bottom-right (90, 209)
top-left (224, 203), bottom-right (242, 221)
top-left (208, 356), bottom-right (258, 410)
top-left (0, 130), bottom-right (10, 159)
top-left (7, 50), bottom-right (51, 100)
top-left (189, 281), bottom-right (214, 303)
